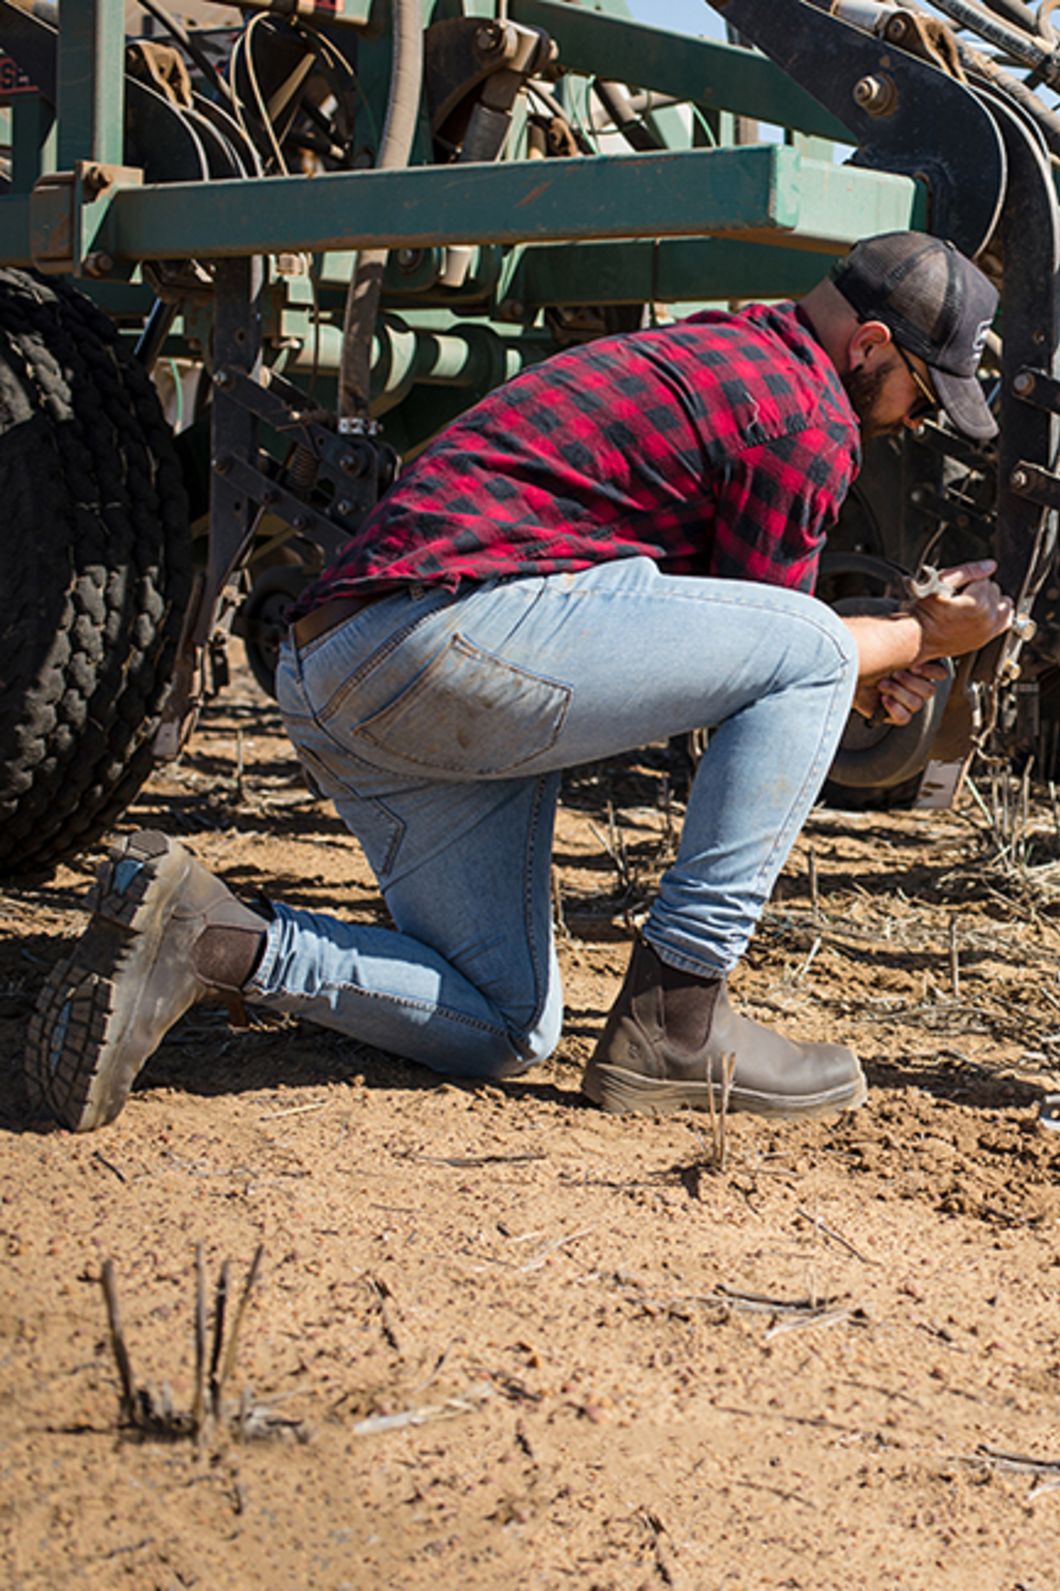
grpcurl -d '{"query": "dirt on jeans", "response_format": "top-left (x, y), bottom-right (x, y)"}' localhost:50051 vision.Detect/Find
top-left (2, 665), bottom-right (1060, 1591)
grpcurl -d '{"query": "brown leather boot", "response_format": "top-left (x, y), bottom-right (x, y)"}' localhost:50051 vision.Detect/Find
top-left (582, 937), bottom-right (867, 1119)
top-left (25, 830), bottom-right (268, 1132)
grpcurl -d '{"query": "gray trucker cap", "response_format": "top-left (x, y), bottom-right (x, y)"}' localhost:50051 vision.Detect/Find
top-left (831, 231), bottom-right (998, 440)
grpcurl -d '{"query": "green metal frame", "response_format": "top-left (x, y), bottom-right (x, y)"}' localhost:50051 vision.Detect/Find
top-left (0, 145), bottom-right (920, 268)
top-left (0, 0), bottom-right (921, 444)
top-left (0, 0), bottom-right (914, 267)
top-left (56, 0), bottom-right (123, 167)
top-left (508, 0), bottom-right (849, 140)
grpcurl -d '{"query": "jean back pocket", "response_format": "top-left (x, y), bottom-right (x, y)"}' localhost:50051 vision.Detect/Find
top-left (348, 633), bottom-right (571, 776)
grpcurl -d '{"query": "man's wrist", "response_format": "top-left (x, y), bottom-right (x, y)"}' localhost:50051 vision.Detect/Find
top-left (842, 610), bottom-right (929, 683)
top-left (908, 600), bottom-right (944, 664)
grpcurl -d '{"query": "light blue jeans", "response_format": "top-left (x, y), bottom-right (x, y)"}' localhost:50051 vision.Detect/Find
top-left (254, 557), bottom-right (857, 1077)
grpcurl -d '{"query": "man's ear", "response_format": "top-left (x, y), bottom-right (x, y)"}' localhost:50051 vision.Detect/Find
top-left (847, 318), bottom-right (893, 371)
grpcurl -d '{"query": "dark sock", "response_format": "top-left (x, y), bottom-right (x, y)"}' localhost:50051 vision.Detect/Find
top-left (194, 925), bottom-right (267, 991)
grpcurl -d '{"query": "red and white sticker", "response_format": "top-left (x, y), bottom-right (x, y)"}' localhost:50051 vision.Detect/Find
top-left (0, 55), bottom-right (37, 100)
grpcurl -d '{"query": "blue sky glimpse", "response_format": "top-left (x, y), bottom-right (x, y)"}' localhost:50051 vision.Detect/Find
top-left (626, 1), bottom-right (724, 36)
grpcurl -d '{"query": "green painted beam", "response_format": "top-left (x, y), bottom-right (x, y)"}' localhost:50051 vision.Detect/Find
top-left (789, 155), bottom-right (927, 249)
top-left (0, 148), bottom-right (919, 272)
top-left (508, 0), bottom-right (850, 142)
top-left (11, 95), bottom-right (55, 195)
top-left (71, 146), bottom-right (916, 264)
top-left (57, 0), bottom-right (124, 168)
top-left (510, 159), bottom-right (926, 306)
top-left (512, 237), bottom-right (837, 308)
top-left (90, 145), bottom-right (798, 257)
top-left (0, 195), bottom-right (42, 264)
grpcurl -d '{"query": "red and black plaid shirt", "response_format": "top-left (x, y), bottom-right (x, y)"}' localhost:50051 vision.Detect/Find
top-left (302, 301), bottom-right (860, 609)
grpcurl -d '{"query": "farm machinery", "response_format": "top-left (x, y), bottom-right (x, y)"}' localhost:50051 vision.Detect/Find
top-left (0, 0), bottom-right (1058, 878)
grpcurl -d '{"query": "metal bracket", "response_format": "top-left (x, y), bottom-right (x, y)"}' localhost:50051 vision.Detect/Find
top-left (212, 364), bottom-right (394, 537)
top-left (710, 0), bottom-right (1006, 255)
top-left (1012, 366), bottom-right (1060, 414)
top-left (28, 157), bottom-right (141, 275)
top-left (1008, 461), bottom-right (1060, 512)
top-left (221, 455), bottom-right (350, 560)
top-left (155, 343), bottom-right (394, 760)
top-left (426, 17), bottom-right (556, 150)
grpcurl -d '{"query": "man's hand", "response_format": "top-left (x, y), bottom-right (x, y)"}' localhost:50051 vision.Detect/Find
top-left (911, 559), bottom-right (1012, 661)
top-left (853, 660), bottom-right (950, 726)
top-left (840, 560), bottom-right (1012, 709)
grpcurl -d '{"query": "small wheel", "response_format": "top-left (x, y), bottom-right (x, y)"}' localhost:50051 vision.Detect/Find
top-left (817, 552), bottom-right (952, 805)
top-left (237, 563), bottom-right (310, 698)
top-left (827, 659), bottom-right (954, 791)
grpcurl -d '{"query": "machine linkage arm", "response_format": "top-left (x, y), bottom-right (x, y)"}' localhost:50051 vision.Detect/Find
top-left (708, 0), bottom-right (1006, 255)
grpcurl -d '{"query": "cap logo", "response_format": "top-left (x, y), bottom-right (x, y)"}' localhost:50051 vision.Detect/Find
top-left (971, 318), bottom-right (991, 358)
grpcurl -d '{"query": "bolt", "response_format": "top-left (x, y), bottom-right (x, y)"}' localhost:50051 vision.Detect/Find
top-left (396, 248), bottom-right (424, 273)
top-left (213, 369), bottom-right (233, 389)
top-left (212, 455), bottom-right (231, 475)
top-left (853, 74), bottom-right (897, 116)
top-left (476, 20), bottom-right (503, 51)
top-left (884, 13), bottom-right (912, 42)
top-left (1013, 614), bottom-right (1038, 643)
top-left (275, 252), bottom-right (306, 277)
top-left (292, 515), bottom-right (308, 531)
top-left (1010, 467), bottom-right (1030, 491)
top-left (1000, 657), bottom-right (1022, 683)
top-left (262, 487), bottom-right (279, 505)
top-left (340, 450), bottom-right (366, 476)
top-left (499, 298), bottom-right (526, 322)
top-left (82, 251), bottom-right (114, 278)
top-left (1013, 370), bottom-right (1036, 397)
top-left (336, 498), bottom-right (354, 517)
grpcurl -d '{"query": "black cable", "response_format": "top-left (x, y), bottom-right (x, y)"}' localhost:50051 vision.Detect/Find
top-left (975, 0), bottom-right (1044, 35)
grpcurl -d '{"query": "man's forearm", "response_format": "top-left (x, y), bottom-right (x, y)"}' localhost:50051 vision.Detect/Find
top-left (840, 611), bottom-right (926, 684)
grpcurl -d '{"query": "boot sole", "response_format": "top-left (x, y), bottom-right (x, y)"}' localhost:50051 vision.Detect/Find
top-left (25, 831), bottom-right (196, 1132)
top-left (581, 1059), bottom-right (868, 1120)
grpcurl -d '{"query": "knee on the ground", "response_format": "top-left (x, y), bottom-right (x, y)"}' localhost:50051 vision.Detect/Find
top-left (478, 999), bottom-right (563, 1079)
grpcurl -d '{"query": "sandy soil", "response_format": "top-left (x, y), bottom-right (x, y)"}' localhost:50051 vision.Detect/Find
top-left (2, 668), bottom-right (1060, 1591)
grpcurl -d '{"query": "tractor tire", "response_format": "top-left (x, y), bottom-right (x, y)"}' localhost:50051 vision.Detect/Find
top-left (0, 268), bottom-right (191, 880)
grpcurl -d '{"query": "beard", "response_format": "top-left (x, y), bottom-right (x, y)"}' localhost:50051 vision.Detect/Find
top-left (842, 360), bottom-right (901, 440)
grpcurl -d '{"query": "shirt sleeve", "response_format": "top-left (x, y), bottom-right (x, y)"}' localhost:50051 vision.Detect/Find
top-left (707, 425), bottom-right (855, 594)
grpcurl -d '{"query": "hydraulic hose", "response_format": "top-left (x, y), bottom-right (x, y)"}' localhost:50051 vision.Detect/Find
top-left (135, 0), bottom-right (234, 103)
top-left (592, 79), bottom-right (664, 150)
top-left (911, 0), bottom-right (1060, 156)
top-left (930, 0), bottom-right (1060, 87)
top-left (865, 0), bottom-right (1060, 157)
top-left (959, 33), bottom-right (1060, 155)
top-left (973, 0), bottom-right (1044, 36)
top-left (337, 0), bottom-right (423, 424)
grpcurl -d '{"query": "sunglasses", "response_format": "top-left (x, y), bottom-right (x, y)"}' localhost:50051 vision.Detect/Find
top-left (893, 342), bottom-right (938, 422)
